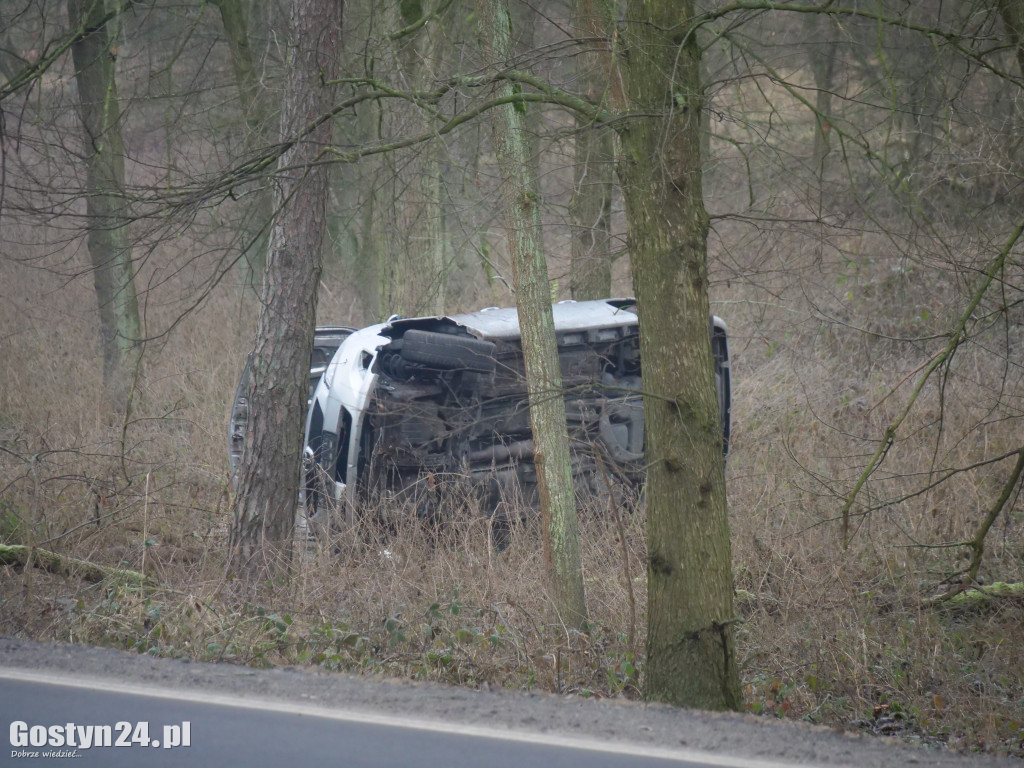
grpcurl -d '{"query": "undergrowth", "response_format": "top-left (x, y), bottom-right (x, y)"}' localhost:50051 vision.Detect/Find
top-left (2, 206), bottom-right (1023, 758)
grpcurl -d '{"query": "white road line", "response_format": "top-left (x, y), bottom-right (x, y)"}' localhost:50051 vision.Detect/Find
top-left (0, 666), bottom-right (833, 768)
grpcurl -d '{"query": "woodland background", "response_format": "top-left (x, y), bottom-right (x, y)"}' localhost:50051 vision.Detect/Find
top-left (0, 0), bottom-right (1022, 755)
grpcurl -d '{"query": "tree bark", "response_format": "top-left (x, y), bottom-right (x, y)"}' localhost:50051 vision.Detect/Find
top-left (617, 0), bottom-right (741, 709)
top-left (68, 0), bottom-right (141, 413)
top-left (229, 0), bottom-right (341, 576)
top-left (478, 0), bottom-right (588, 630)
top-left (569, 0), bottom-right (617, 300)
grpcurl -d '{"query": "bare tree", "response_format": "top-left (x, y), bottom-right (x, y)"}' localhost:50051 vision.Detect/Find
top-left (392, 0), bottom-right (449, 316)
top-left (229, 0), bottom-right (341, 575)
top-left (617, 0), bottom-right (741, 709)
top-left (68, 0), bottom-right (142, 412)
top-left (478, 0), bottom-right (588, 630)
top-left (804, 13), bottom-right (838, 179)
top-left (210, 0), bottom-right (276, 296)
top-left (569, 0), bottom-right (617, 300)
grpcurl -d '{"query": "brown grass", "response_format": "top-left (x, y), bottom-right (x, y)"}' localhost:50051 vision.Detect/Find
top-left (3, 4), bottom-right (1023, 755)
top-left (2, 173), bottom-right (1023, 759)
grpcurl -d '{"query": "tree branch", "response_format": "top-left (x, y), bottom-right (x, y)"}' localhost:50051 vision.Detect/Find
top-left (966, 447), bottom-right (1024, 583)
top-left (0, 4), bottom-right (128, 101)
top-left (839, 220), bottom-right (1024, 545)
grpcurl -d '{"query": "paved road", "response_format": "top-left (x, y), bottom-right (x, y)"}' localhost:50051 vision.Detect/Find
top-left (2, 638), bottom-right (1018, 768)
top-left (2, 669), bottom-right (776, 768)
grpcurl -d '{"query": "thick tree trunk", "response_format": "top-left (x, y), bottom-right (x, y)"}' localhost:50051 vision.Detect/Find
top-left (211, 0), bottom-right (276, 296)
top-left (617, 0), bottom-right (741, 710)
top-left (68, 0), bottom-right (141, 413)
top-left (569, 0), bottom-right (616, 300)
top-left (229, 0), bottom-right (341, 576)
top-left (478, 0), bottom-right (587, 630)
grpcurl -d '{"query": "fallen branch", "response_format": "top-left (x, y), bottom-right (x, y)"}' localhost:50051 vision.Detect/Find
top-left (924, 581), bottom-right (1024, 610)
top-left (0, 544), bottom-right (154, 587)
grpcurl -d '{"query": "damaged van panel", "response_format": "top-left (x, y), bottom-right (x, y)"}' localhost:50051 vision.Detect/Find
top-left (229, 299), bottom-right (730, 525)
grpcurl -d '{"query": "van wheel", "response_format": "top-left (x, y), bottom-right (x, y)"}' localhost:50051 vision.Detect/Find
top-left (399, 330), bottom-right (496, 372)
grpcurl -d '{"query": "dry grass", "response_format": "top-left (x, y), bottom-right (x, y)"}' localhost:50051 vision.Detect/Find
top-left (2, 195), bottom-right (1023, 759)
top-left (3, 4), bottom-right (1022, 756)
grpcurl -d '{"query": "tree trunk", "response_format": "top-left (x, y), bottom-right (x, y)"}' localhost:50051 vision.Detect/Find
top-left (229, 0), bottom-right (341, 576)
top-left (617, 0), bottom-right (741, 710)
top-left (569, 0), bottom-right (617, 300)
top-left (211, 0), bottom-right (276, 296)
top-left (347, 0), bottom-right (386, 324)
top-left (999, 0), bottom-right (1024, 85)
top-left (478, 0), bottom-right (587, 630)
top-left (357, 163), bottom-right (384, 322)
top-left (394, 0), bottom-right (448, 316)
top-left (997, 0), bottom-right (1024, 197)
top-left (510, 0), bottom-right (545, 255)
top-left (68, 0), bottom-right (141, 413)
top-left (805, 14), bottom-right (836, 179)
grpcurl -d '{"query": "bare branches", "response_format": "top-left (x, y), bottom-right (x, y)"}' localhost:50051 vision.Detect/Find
top-left (691, 1), bottom-right (1021, 88)
top-left (0, 3), bottom-right (126, 102)
top-left (839, 219), bottom-right (1024, 545)
top-left (147, 75), bottom-right (613, 222)
top-left (387, 0), bottom-right (456, 41)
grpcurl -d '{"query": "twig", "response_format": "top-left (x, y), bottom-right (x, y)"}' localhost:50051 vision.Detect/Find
top-left (593, 450), bottom-right (636, 653)
top-left (142, 471), bottom-right (150, 578)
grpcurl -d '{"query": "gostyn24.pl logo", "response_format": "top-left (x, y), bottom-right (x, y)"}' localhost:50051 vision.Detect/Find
top-left (10, 720), bottom-right (191, 756)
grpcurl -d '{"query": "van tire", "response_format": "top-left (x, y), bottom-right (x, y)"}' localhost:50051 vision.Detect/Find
top-left (400, 330), bottom-right (496, 372)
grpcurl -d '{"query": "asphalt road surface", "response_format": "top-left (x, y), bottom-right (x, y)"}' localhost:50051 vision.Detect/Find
top-left (1, 637), bottom-right (1017, 768)
top-left (2, 669), bottom-right (776, 768)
